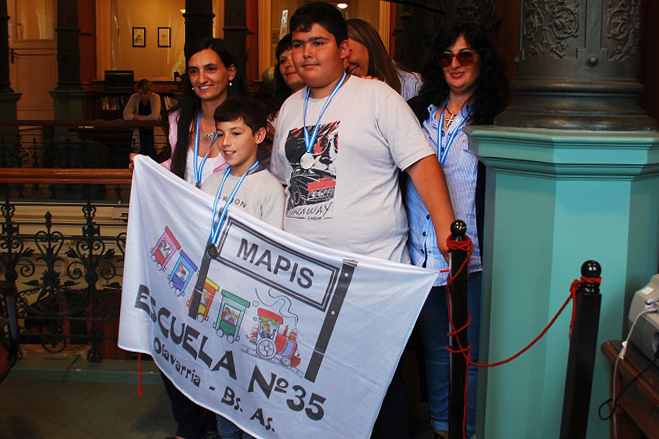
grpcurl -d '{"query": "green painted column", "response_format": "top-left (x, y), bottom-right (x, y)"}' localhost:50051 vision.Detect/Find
top-left (466, 126), bottom-right (659, 439)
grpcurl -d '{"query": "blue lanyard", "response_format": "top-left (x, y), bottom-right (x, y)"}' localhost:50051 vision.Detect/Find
top-left (209, 161), bottom-right (260, 246)
top-left (436, 104), bottom-right (467, 166)
top-left (303, 71), bottom-right (347, 154)
top-left (193, 112), bottom-right (218, 187)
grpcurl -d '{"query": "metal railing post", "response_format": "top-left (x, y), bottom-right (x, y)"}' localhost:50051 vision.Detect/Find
top-left (559, 260), bottom-right (602, 439)
top-left (448, 220), bottom-right (469, 439)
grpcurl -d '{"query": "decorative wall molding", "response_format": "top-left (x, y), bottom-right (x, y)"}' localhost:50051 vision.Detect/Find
top-left (605, 0), bottom-right (641, 61)
top-left (521, 0), bottom-right (580, 60)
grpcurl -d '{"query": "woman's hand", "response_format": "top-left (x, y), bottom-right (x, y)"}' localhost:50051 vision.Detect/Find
top-left (361, 75), bottom-right (381, 82)
top-left (128, 152), bottom-right (139, 172)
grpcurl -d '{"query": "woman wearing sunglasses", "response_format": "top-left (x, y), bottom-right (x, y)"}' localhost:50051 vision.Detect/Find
top-left (406, 22), bottom-right (508, 439)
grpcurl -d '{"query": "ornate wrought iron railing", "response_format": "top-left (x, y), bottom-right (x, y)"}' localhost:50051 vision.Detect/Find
top-left (0, 167), bottom-right (133, 362)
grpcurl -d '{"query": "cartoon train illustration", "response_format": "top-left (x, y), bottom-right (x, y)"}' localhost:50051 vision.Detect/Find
top-left (150, 226), bottom-right (181, 271)
top-left (213, 290), bottom-right (251, 343)
top-left (187, 278), bottom-right (218, 322)
top-left (251, 308), bottom-right (301, 368)
top-left (169, 251), bottom-right (198, 297)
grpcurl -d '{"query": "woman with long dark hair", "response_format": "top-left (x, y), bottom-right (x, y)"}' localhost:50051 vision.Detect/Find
top-left (163, 38), bottom-right (246, 185)
top-left (406, 22), bottom-right (508, 439)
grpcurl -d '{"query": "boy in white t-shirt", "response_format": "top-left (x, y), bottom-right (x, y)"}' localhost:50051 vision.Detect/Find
top-left (271, 2), bottom-right (453, 261)
top-left (203, 96), bottom-right (285, 229)
top-left (270, 2), bottom-right (454, 438)
top-left (202, 96), bottom-right (285, 439)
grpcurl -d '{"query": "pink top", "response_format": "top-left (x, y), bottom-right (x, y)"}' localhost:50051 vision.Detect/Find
top-left (160, 110), bottom-right (227, 175)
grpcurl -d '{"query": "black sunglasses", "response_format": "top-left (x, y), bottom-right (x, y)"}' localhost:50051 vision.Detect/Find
top-left (438, 50), bottom-right (477, 68)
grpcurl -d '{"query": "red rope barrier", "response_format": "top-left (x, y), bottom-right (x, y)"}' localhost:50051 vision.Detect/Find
top-left (138, 353), bottom-right (143, 396)
top-left (444, 234), bottom-right (602, 368)
top-left (442, 233), bottom-right (602, 438)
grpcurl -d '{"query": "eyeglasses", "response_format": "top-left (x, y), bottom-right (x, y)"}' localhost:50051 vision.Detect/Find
top-left (437, 50), bottom-right (477, 68)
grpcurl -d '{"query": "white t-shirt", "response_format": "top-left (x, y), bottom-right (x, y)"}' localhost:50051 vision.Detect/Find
top-left (271, 75), bottom-right (434, 263)
top-left (202, 168), bottom-right (285, 229)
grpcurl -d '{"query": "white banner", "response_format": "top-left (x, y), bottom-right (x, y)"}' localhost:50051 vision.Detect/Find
top-left (119, 156), bottom-right (437, 439)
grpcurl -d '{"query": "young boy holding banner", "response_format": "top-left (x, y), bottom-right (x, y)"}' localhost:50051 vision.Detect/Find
top-left (202, 95), bottom-right (285, 439)
top-left (270, 2), bottom-right (454, 437)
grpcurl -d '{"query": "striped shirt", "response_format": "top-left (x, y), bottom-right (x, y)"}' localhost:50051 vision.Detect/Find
top-left (404, 103), bottom-right (482, 286)
top-left (396, 68), bottom-right (422, 101)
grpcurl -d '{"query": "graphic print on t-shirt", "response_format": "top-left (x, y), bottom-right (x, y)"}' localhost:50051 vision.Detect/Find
top-left (284, 121), bottom-right (339, 220)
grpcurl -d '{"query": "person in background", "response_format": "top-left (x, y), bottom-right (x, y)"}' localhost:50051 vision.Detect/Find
top-left (406, 21), bottom-right (508, 439)
top-left (268, 33), bottom-right (306, 124)
top-left (157, 37), bottom-right (246, 439)
top-left (123, 78), bottom-right (161, 160)
top-left (345, 18), bottom-right (421, 100)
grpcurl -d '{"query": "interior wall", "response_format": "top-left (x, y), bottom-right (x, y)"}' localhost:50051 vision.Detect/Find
top-left (113, 0), bottom-right (186, 81)
top-left (351, 0), bottom-right (380, 24)
top-left (14, 0), bottom-right (55, 40)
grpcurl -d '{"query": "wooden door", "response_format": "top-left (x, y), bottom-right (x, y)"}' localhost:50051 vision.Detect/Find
top-left (8, 0), bottom-right (58, 120)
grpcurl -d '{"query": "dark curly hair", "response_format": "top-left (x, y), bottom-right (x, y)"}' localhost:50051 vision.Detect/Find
top-left (169, 38), bottom-right (246, 179)
top-left (409, 22), bottom-right (508, 126)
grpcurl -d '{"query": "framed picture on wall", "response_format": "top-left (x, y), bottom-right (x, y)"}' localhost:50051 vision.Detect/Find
top-left (132, 27), bottom-right (146, 47)
top-left (158, 27), bottom-right (171, 48)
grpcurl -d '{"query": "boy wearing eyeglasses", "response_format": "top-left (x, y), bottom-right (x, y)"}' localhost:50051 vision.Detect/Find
top-left (270, 3), bottom-right (455, 438)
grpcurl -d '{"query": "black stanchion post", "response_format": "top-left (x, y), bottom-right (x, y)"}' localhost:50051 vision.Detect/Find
top-left (559, 260), bottom-right (602, 439)
top-left (448, 220), bottom-right (469, 439)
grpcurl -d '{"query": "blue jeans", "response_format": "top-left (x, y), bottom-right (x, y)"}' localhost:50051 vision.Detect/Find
top-left (417, 271), bottom-right (482, 437)
top-left (216, 415), bottom-right (255, 439)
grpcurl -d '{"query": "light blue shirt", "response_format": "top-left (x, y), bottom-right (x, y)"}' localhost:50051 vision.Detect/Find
top-left (404, 104), bottom-right (482, 286)
top-left (396, 68), bottom-right (422, 101)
